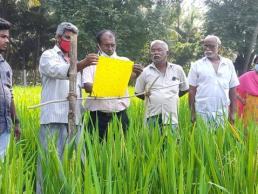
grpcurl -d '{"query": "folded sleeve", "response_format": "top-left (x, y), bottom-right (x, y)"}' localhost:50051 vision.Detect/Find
top-left (229, 63), bottom-right (240, 88)
top-left (135, 71), bottom-right (146, 94)
top-left (178, 67), bottom-right (189, 91)
top-left (82, 66), bottom-right (95, 84)
top-left (188, 62), bottom-right (198, 87)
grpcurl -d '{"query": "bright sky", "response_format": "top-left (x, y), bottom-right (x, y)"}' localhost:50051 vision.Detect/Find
top-left (182, 0), bottom-right (207, 12)
top-left (181, 0), bottom-right (207, 28)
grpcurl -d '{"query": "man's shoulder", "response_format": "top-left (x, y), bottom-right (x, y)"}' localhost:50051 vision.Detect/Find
top-left (193, 57), bottom-right (206, 65)
top-left (0, 58), bottom-right (12, 72)
top-left (142, 63), bottom-right (154, 72)
top-left (169, 62), bottom-right (183, 70)
top-left (41, 46), bottom-right (59, 57)
top-left (220, 56), bottom-right (233, 65)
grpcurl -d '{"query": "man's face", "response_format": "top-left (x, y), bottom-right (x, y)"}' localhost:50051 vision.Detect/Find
top-left (0, 30), bottom-right (10, 53)
top-left (57, 30), bottom-right (73, 42)
top-left (150, 43), bottom-right (168, 64)
top-left (203, 38), bottom-right (219, 59)
top-left (99, 32), bottom-right (116, 56)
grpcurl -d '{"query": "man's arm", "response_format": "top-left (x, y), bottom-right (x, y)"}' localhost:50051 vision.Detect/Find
top-left (10, 99), bottom-right (21, 139)
top-left (130, 64), bottom-right (143, 80)
top-left (77, 53), bottom-right (98, 72)
top-left (179, 90), bottom-right (188, 97)
top-left (84, 82), bottom-right (93, 94)
top-left (189, 85), bottom-right (197, 123)
top-left (229, 87), bottom-right (237, 124)
top-left (134, 69), bottom-right (146, 100)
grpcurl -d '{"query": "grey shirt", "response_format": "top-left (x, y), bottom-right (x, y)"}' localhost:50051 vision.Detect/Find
top-left (0, 54), bottom-right (13, 133)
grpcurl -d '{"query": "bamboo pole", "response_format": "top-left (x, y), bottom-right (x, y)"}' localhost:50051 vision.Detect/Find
top-left (28, 82), bottom-right (185, 109)
top-left (68, 34), bottom-right (77, 138)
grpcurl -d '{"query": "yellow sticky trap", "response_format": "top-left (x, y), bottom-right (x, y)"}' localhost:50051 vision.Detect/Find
top-left (92, 56), bottom-right (133, 97)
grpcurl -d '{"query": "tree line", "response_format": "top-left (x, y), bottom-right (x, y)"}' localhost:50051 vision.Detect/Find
top-left (0, 0), bottom-right (257, 84)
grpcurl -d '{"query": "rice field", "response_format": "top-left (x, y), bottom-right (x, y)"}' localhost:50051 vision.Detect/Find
top-left (0, 86), bottom-right (257, 194)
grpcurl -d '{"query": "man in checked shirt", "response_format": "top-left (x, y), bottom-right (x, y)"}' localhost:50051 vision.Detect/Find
top-left (0, 18), bottom-right (21, 158)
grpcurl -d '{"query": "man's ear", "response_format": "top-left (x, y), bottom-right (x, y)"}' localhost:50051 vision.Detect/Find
top-left (167, 50), bottom-right (172, 56)
top-left (217, 44), bottom-right (221, 52)
top-left (55, 35), bottom-right (61, 43)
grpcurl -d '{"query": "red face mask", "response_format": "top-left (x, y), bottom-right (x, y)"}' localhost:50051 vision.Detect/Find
top-left (59, 38), bottom-right (71, 53)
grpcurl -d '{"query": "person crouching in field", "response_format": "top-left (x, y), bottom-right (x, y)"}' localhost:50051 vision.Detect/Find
top-left (135, 40), bottom-right (189, 133)
top-left (0, 18), bottom-right (21, 159)
top-left (37, 22), bottom-right (98, 193)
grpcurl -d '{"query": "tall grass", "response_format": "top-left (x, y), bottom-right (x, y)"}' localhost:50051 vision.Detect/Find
top-left (0, 86), bottom-right (257, 194)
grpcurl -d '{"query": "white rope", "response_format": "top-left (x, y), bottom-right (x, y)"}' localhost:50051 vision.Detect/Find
top-left (28, 81), bottom-right (185, 109)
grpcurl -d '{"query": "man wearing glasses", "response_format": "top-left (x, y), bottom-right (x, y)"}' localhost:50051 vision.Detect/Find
top-left (188, 35), bottom-right (239, 128)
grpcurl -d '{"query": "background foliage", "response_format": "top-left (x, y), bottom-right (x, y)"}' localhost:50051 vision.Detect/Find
top-left (0, 0), bottom-right (258, 84)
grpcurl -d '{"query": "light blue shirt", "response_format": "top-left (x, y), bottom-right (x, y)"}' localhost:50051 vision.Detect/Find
top-left (39, 46), bottom-right (82, 124)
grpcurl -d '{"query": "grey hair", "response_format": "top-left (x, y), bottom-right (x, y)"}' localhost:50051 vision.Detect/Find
top-left (204, 35), bottom-right (221, 45)
top-left (56, 22), bottom-right (78, 36)
top-left (150, 40), bottom-right (169, 51)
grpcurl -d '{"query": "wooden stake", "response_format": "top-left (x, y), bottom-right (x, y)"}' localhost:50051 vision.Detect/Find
top-left (68, 34), bottom-right (77, 138)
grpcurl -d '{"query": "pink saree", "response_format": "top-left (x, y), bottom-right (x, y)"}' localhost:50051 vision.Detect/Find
top-left (237, 71), bottom-right (258, 124)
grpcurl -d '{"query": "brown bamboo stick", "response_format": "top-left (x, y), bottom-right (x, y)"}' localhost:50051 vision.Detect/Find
top-left (68, 34), bottom-right (77, 138)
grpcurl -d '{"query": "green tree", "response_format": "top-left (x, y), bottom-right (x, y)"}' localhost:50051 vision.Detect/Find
top-left (0, 0), bottom-right (56, 84)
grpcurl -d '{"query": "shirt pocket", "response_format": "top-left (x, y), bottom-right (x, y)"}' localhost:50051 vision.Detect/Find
top-left (165, 76), bottom-right (179, 94)
top-left (217, 74), bottom-right (230, 89)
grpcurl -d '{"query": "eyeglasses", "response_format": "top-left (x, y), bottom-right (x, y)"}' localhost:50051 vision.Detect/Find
top-left (101, 44), bottom-right (116, 48)
top-left (203, 44), bottom-right (217, 49)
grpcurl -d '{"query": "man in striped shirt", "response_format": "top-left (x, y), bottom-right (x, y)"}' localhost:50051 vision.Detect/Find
top-left (37, 22), bottom-right (97, 193)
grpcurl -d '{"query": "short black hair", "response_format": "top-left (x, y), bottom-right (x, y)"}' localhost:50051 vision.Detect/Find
top-left (0, 18), bottom-right (11, 30)
top-left (96, 29), bottom-right (115, 44)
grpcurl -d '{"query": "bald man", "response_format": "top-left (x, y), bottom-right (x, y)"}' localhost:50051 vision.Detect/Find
top-left (188, 35), bottom-right (239, 128)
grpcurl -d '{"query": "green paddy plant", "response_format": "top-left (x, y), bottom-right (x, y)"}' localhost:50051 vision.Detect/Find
top-left (0, 86), bottom-right (256, 193)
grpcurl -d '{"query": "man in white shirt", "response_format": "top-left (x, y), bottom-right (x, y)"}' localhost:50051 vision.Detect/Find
top-left (37, 22), bottom-right (97, 193)
top-left (188, 35), bottom-right (239, 128)
top-left (135, 40), bottom-right (189, 132)
top-left (82, 30), bottom-right (142, 139)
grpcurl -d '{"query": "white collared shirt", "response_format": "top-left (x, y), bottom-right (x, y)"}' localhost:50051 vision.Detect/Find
top-left (82, 52), bottom-right (130, 112)
top-left (39, 45), bottom-right (82, 124)
top-left (188, 56), bottom-right (239, 114)
top-left (135, 62), bottom-right (189, 124)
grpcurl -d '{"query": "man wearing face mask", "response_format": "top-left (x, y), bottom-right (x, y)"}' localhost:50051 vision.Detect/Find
top-left (37, 22), bottom-right (98, 193)
top-left (236, 56), bottom-right (258, 126)
top-left (82, 29), bottom-right (143, 139)
top-left (188, 35), bottom-right (239, 128)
